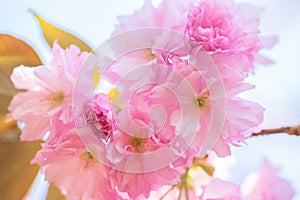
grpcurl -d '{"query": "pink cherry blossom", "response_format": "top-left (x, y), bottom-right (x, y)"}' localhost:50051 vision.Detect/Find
top-left (103, 55), bottom-right (260, 198)
top-left (106, 105), bottom-right (185, 199)
top-left (186, 0), bottom-right (278, 72)
top-left (104, 48), bottom-right (264, 164)
top-left (5, 1), bottom-right (288, 199)
top-left (210, 66), bottom-right (264, 157)
top-left (168, 53), bottom-right (264, 157)
top-left (201, 178), bottom-right (241, 200)
top-left (113, 0), bottom-right (194, 35)
top-left (107, 63), bottom-right (199, 155)
top-left (241, 160), bottom-right (294, 200)
top-left (108, 163), bottom-right (182, 200)
top-left (147, 161), bottom-right (240, 200)
top-left (31, 127), bottom-right (119, 200)
top-left (100, 78), bottom-right (196, 198)
top-left (84, 93), bottom-right (116, 142)
top-left (8, 43), bottom-right (96, 141)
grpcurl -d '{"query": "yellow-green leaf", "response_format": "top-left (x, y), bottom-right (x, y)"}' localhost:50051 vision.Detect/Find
top-left (108, 88), bottom-right (126, 113)
top-left (0, 140), bottom-right (41, 200)
top-left (92, 67), bottom-right (101, 90)
top-left (108, 88), bottom-right (121, 105)
top-left (199, 164), bottom-right (215, 176)
top-left (192, 156), bottom-right (215, 176)
top-left (34, 13), bottom-right (92, 52)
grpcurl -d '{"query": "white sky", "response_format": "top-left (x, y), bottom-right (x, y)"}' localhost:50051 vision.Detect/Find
top-left (1, 0), bottom-right (300, 199)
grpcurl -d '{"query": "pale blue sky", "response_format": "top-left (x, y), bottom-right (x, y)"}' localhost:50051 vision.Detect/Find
top-left (1, 0), bottom-right (300, 199)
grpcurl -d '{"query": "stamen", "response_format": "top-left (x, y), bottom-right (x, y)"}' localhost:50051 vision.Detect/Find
top-left (41, 91), bottom-right (65, 107)
top-left (129, 137), bottom-right (147, 153)
top-left (196, 94), bottom-right (211, 109)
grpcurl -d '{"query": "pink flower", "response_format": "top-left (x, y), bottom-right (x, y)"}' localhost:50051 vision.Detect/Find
top-left (105, 48), bottom-right (264, 168)
top-left (109, 165), bottom-right (182, 200)
top-left (148, 164), bottom-right (212, 200)
top-left (110, 0), bottom-right (194, 67)
top-left (31, 127), bottom-right (119, 200)
top-left (113, 0), bottom-right (194, 35)
top-left (8, 43), bottom-right (96, 141)
top-left (106, 106), bottom-right (184, 199)
top-left (211, 66), bottom-right (264, 157)
top-left (241, 160), bottom-right (294, 200)
top-left (186, 0), bottom-right (278, 72)
top-left (84, 93), bottom-right (116, 142)
top-left (102, 81), bottom-right (191, 199)
top-left (147, 158), bottom-right (294, 200)
top-left (103, 56), bottom-right (256, 198)
top-left (147, 162), bottom-right (240, 200)
top-left (201, 178), bottom-right (241, 200)
top-left (169, 52), bottom-right (264, 157)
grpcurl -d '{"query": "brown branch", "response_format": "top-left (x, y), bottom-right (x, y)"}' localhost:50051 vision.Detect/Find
top-left (251, 125), bottom-right (300, 137)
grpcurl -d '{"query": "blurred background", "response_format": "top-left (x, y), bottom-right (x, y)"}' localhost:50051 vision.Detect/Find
top-left (1, 0), bottom-right (300, 199)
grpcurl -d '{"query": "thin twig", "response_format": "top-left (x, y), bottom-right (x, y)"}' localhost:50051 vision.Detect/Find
top-left (159, 186), bottom-right (175, 200)
top-left (251, 125), bottom-right (300, 137)
top-left (184, 184), bottom-right (189, 200)
top-left (184, 168), bottom-right (189, 200)
top-left (177, 185), bottom-right (183, 200)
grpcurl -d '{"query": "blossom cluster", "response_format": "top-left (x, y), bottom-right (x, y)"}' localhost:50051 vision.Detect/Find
top-left (8, 0), bottom-right (294, 199)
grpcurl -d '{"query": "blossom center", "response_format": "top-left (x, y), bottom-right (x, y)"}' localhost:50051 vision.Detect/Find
top-left (129, 137), bottom-right (147, 153)
top-left (43, 91), bottom-right (65, 107)
top-left (146, 48), bottom-right (156, 60)
top-left (53, 91), bottom-right (65, 103)
top-left (80, 151), bottom-right (98, 168)
top-left (196, 95), bottom-right (211, 109)
top-left (84, 107), bottom-right (112, 142)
